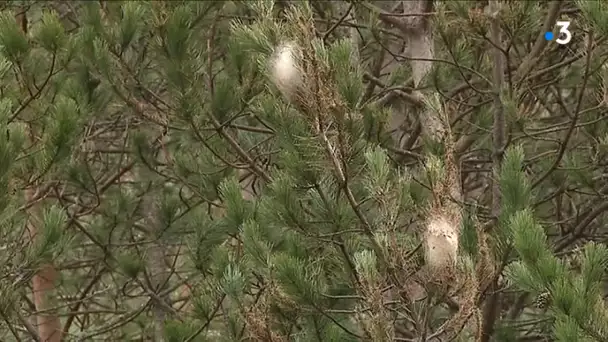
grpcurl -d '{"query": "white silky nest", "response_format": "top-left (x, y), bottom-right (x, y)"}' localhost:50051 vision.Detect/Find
top-left (424, 215), bottom-right (459, 269)
top-left (270, 42), bottom-right (303, 102)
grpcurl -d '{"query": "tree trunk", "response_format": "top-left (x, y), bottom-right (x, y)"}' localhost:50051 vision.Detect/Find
top-left (17, 6), bottom-right (62, 341)
top-left (142, 185), bottom-right (170, 342)
top-left (26, 188), bottom-right (62, 342)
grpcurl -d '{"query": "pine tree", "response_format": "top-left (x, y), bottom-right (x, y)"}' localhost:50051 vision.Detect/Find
top-left (0, 1), bottom-right (607, 341)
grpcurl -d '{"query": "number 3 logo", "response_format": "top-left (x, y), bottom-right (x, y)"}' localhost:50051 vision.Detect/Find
top-left (555, 21), bottom-right (572, 45)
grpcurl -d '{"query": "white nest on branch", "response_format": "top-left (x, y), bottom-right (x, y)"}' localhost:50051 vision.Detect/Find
top-left (269, 42), bottom-right (303, 103)
top-left (424, 215), bottom-right (459, 270)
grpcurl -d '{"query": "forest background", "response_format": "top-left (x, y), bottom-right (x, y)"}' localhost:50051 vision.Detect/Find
top-left (0, 0), bottom-right (608, 341)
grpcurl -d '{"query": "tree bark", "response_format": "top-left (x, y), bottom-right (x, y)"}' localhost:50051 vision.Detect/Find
top-left (16, 7), bottom-right (62, 341)
top-left (142, 184), bottom-right (170, 342)
top-left (480, 2), bottom-right (506, 341)
top-left (26, 188), bottom-right (62, 342)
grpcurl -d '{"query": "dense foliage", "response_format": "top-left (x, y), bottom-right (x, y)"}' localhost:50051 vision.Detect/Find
top-left (0, 1), bottom-right (608, 341)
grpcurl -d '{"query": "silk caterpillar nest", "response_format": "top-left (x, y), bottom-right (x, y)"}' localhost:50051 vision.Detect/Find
top-left (270, 42), bottom-right (303, 103)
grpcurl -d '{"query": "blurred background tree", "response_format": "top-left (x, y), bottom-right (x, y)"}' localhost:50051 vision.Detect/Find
top-left (0, 0), bottom-right (607, 341)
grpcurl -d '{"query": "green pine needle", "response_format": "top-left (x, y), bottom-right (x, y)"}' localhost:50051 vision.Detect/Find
top-left (0, 12), bottom-right (30, 62)
top-left (33, 11), bottom-right (66, 52)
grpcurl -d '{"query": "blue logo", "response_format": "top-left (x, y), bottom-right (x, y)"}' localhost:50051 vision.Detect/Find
top-left (544, 31), bottom-right (554, 41)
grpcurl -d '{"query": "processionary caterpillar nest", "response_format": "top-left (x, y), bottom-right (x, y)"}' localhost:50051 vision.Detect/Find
top-left (424, 214), bottom-right (459, 270)
top-left (270, 41), bottom-right (303, 103)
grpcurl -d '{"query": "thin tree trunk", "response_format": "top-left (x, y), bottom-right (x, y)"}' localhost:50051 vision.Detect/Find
top-left (378, 0), bottom-right (477, 339)
top-left (142, 183), bottom-right (170, 342)
top-left (374, 0), bottom-right (464, 338)
top-left (26, 188), bottom-right (62, 342)
top-left (16, 6), bottom-right (62, 341)
top-left (481, 1), bottom-right (506, 341)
